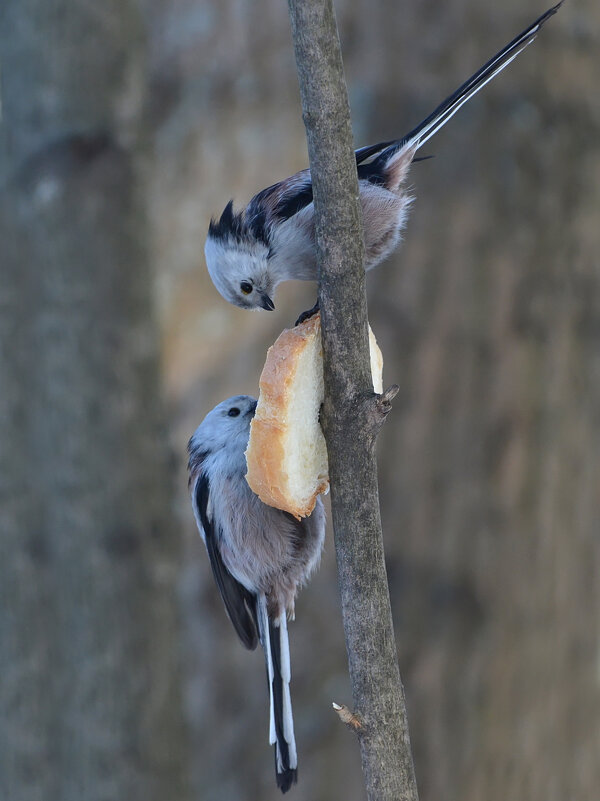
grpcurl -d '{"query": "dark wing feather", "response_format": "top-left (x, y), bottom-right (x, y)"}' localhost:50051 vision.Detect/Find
top-left (247, 170), bottom-right (314, 226)
top-left (194, 474), bottom-right (259, 650)
top-left (355, 140), bottom-right (397, 166)
top-left (272, 181), bottom-right (314, 221)
top-left (247, 145), bottom-right (425, 224)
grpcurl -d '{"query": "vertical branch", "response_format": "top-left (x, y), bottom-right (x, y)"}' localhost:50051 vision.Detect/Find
top-left (287, 1), bottom-right (419, 799)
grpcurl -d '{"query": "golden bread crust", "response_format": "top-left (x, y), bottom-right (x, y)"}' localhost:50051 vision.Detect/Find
top-left (245, 313), bottom-right (382, 519)
top-left (245, 315), bottom-right (324, 519)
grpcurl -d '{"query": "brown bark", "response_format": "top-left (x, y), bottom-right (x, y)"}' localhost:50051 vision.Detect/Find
top-left (287, 1), bottom-right (419, 799)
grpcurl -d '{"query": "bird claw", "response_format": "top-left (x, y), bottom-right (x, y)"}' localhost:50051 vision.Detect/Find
top-left (294, 300), bottom-right (320, 327)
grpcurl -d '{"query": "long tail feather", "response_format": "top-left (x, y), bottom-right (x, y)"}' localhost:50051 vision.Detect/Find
top-left (404, 3), bottom-right (562, 153)
top-left (257, 597), bottom-right (297, 794)
top-left (356, 4), bottom-right (562, 171)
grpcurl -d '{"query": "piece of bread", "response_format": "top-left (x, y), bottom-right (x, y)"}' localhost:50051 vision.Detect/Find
top-left (245, 313), bottom-right (383, 519)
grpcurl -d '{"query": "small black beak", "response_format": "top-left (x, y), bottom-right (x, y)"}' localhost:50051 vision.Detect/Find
top-left (260, 293), bottom-right (275, 311)
top-left (247, 399), bottom-right (258, 417)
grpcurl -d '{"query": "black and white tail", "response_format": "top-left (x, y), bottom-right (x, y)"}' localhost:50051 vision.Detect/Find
top-left (257, 595), bottom-right (297, 794)
top-left (355, 4), bottom-right (563, 172)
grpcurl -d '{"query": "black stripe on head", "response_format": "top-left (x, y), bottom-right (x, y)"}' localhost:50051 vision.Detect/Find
top-left (208, 199), bottom-right (247, 243)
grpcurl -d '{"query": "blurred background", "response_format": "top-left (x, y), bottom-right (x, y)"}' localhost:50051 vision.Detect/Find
top-left (1, 1), bottom-right (598, 799)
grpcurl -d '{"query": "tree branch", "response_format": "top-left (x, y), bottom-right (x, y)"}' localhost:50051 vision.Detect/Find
top-left (287, 1), bottom-right (419, 799)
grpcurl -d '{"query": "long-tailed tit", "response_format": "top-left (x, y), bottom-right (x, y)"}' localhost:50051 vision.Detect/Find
top-left (188, 395), bottom-right (326, 793)
top-left (205, 4), bottom-right (562, 311)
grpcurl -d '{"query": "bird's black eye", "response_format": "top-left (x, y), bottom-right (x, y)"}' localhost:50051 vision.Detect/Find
top-left (240, 281), bottom-right (252, 295)
top-left (228, 407), bottom-right (240, 417)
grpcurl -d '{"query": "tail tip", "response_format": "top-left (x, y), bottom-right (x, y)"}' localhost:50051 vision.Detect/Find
top-left (276, 767), bottom-right (298, 794)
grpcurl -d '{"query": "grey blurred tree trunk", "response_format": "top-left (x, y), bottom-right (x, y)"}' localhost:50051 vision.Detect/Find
top-left (0, 3), bottom-right (191, 801)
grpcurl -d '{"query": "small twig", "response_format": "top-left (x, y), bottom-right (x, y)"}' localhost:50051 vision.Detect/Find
top-left (361, 384), bottom-right (401, 443)
top-left (332, 701), bottom-right (362, 731)
top-left (376, 384), bottom-right (400, 418)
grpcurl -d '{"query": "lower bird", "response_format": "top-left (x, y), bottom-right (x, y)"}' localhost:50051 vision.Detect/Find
top-left (204, 4), bottom-right (562, 312)
top-left (188, 395), bottom-right (326, 792)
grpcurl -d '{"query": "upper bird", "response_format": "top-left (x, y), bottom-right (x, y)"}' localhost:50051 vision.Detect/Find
top-left (204, 4), bottom-right (562, 311)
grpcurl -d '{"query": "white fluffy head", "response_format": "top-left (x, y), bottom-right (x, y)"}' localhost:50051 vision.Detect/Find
top-left (188, 395), bottom-right (257, 476)
top-left (204, 233), bottom-right (274, 310)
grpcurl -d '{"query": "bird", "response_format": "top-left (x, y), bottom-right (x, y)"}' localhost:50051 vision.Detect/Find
top-left (204, 4), bottom-right (562, 312)
top-left (188, 395), bottom-right (326, 792)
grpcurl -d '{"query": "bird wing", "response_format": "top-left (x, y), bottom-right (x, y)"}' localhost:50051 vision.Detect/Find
top-left (247, 169), bottom-right (314, 227)
top-left (246, 145), bottom-right (408, 223)
top-left (192, 472), bottom-right (259, 650)
top-left (245, 142), bottom-right (429, 225)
